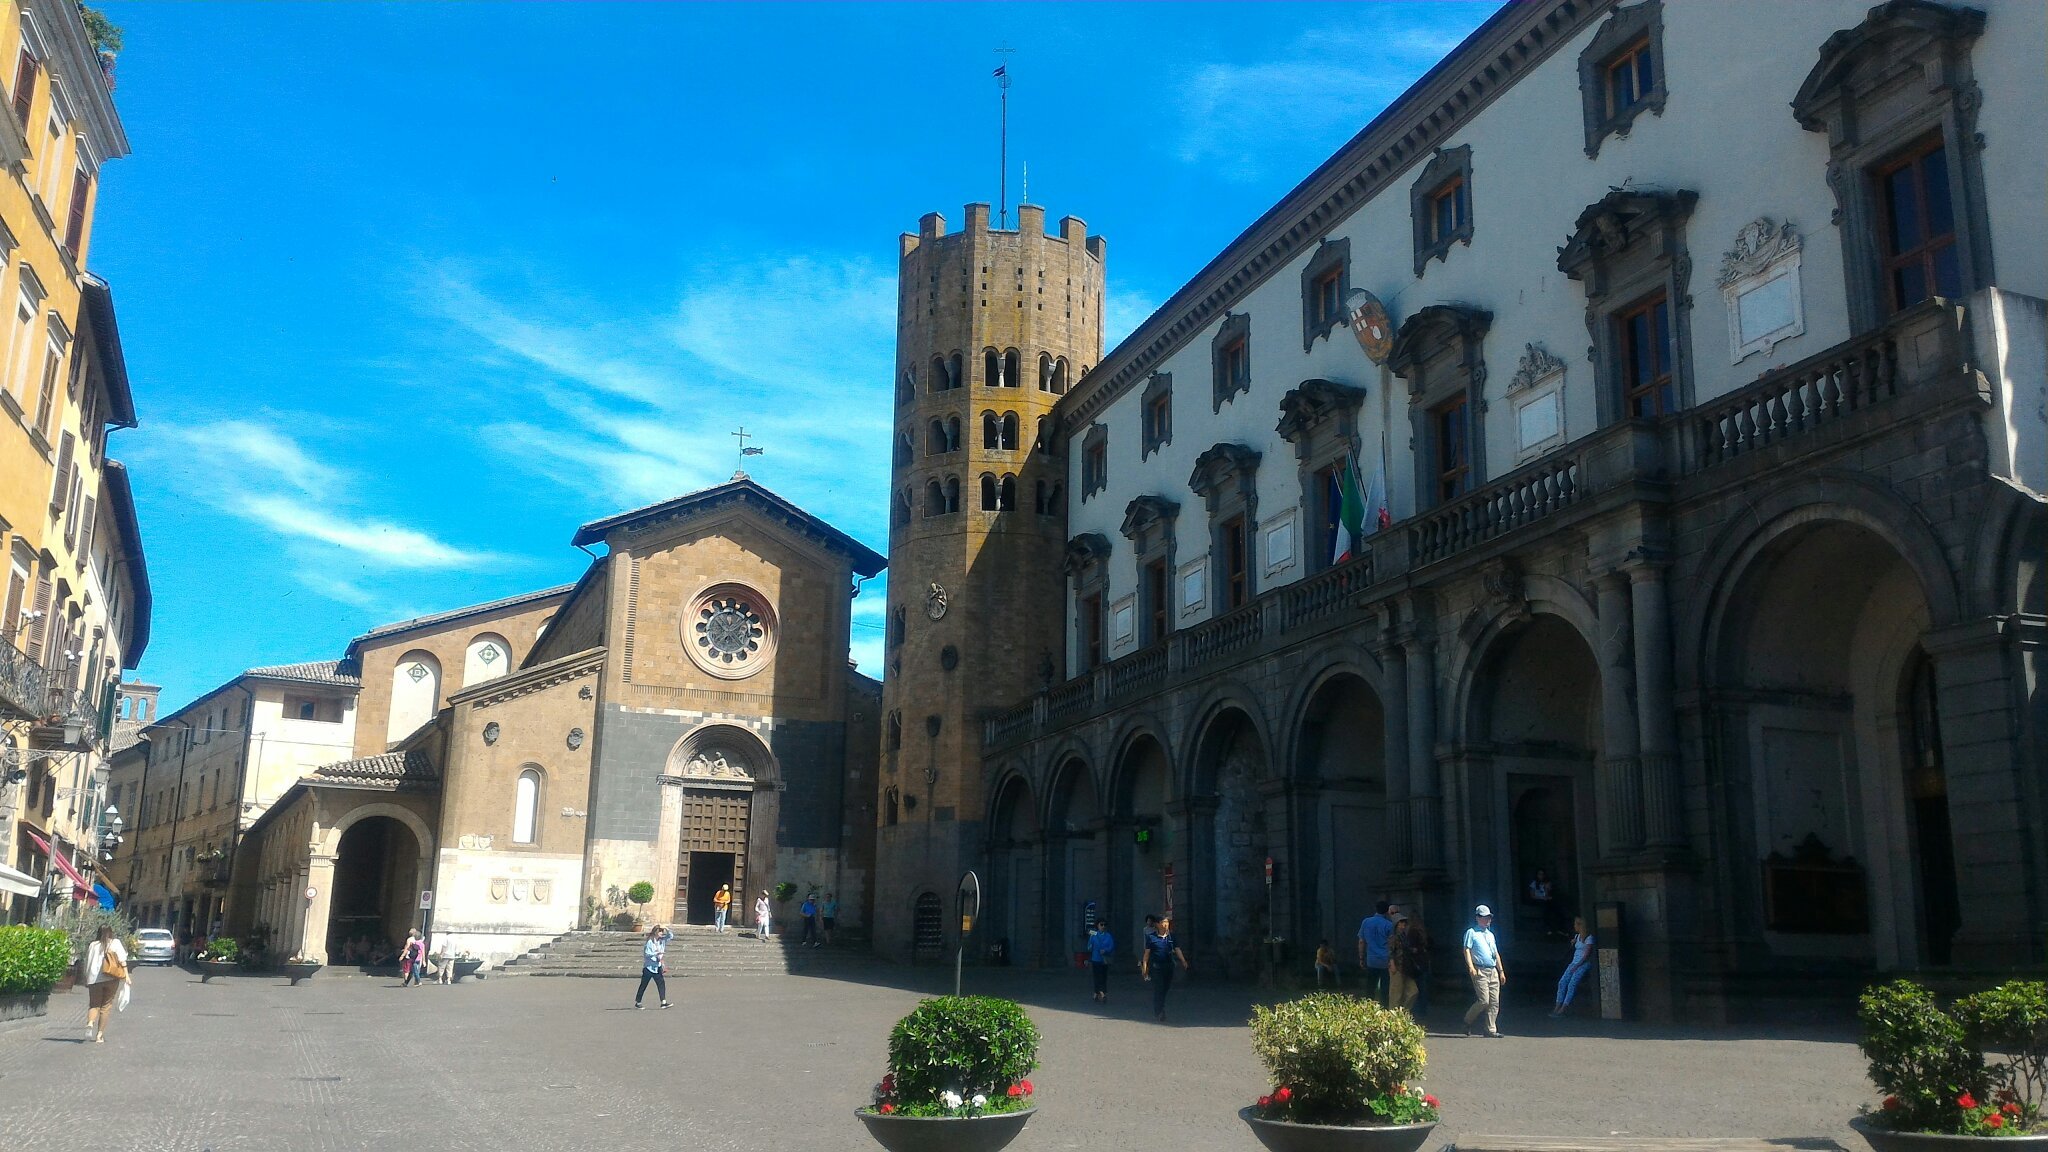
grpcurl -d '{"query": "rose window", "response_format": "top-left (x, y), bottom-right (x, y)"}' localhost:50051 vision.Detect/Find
top-left (696, 597), bottom-right (765, 664)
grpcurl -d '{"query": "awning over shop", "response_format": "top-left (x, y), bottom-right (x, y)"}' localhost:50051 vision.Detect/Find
top-left (22, 829), bottom-right (92, 901)
top-left (0, 860), bottom-right (39, 898)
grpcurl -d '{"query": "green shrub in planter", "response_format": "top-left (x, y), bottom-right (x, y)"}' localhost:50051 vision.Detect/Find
top-left (1852, 978), bottom-right (2048, 1136)
top-left (201, 937), bottom-right (241, 963)
top-left (869, 996), bottom-right (1040, 1117)
top-left (0, 925), bottom-right (72, 994)
top-left (1954, 981), bottom-right (2045, 1133)
top-left (1249, 993), bottom-right (1439, 1126)
top-left (774, 881), bottom-right (797, 904)
top-left (628, 881), bottom-right (655, 913)
top-left (40, 904), bottom-right (136, 959)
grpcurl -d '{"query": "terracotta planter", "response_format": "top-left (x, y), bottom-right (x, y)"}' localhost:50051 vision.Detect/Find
top-left (281, 962), bottom-right (322, 986)
top-left (1850, 1116), bottom-right (2048, 1152)
top-left (1238, 1108), bottom-right (1436, 1152)
top-left (196, 959), bottom-right (239, 983)
top-left (854, 1106), bottom-right (1035, 1152)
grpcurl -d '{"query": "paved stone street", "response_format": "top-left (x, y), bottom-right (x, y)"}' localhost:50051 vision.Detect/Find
top-left (0, 964), bottom-right (1874, 1151)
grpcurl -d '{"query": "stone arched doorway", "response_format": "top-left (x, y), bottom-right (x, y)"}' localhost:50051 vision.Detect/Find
top-left (662, 725), bottom-right (777, 926)
top-left (1046, 757), bottom-right (1104, 963)
top-left (1190, 706), bottom-right (1270, 972)
top-left (987, 775), bottom-right (1039, 965)
top-left (1295, 673), bottom-right (1389, 951)
top-left (1467, 613), bottom-right (1600, 956)
top-left (325, 811), bottom-right (433, 958)
top-left (1110, 733), bottom-right (1174, 951)
top-left (1709, 519), bottom-right (1953, 968)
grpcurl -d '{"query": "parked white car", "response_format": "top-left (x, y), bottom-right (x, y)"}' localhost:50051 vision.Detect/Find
top-left (135, 928), bottom-right (176, 966)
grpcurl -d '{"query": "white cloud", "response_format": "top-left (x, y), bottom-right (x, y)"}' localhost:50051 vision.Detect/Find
top-left (1104, 282), bottom-right (1160, 351)
top-left (233, 494), bottom-right (503, 570)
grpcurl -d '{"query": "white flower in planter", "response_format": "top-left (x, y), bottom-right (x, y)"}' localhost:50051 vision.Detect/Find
top-left (972, 1094), bottom-right (988, 1109)
top-left (940, 1091), bottom-right (963, 1110)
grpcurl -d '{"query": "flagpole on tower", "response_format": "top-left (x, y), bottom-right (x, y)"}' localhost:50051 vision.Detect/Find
top-left (994, 48), bottom-right (1014, 228)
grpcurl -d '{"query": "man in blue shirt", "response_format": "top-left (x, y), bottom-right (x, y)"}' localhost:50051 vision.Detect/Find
top-left (1462, 904), bottom-right (1505, 1037)
top-left (1086, 916), bottom-right (1115, 1003)
top-left (1356, 901), bottom-right (1396, 1005)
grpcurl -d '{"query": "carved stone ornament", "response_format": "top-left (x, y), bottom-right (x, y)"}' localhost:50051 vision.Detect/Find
top-left (566, 727), bottom-right (585, 751)
top-left (683, 751), bottom-right (751, 780)
top-left (481, 721), bottom-right (500, 746)
top-left (1483, 558), bottom-right (1525, 607)
top-left (489, 877), bottom-right (508, 903)
top-left (532, 880), bottom-right (552, 904)
top-left (924, 582), bottom-right (949, 621)
top-left (1718, 218), bottom-right (1801, 287)
top-left (1508, 343), bottom-right (1567, 392)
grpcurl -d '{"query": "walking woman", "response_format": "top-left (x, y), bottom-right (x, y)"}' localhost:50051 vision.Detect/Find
top-left (1139, 914), bottom-right (1190, 1023)
top-left (1551, 915), bottom-right (1596, 1017)
top-left (1387, 914), bottom-right (1419, 1014)
top-left (754, 890), bottom-right (772, 943)
top-left (399, 929), bottom-right (427, 987)
top-left (713, 884), bottom-right (732, 933)
top-left (636, 925), bottom-right (672, 1009)
top-left (83, 925), bottom-right (131, 1044)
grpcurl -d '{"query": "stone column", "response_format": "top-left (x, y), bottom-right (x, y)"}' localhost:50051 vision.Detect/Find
top-left (302, 851), bottom-right (337, 965)
top-left (652, 776), bottom-right (686, 923)
top-left (1376, 632), bottom-right (1413, 871)
top-left (1403, 635), bottom-right (1441, 871)
top-left (1595, 572), bottom-right (1643, 855)
top-left (1628, 560), bottom-right (1684, 847)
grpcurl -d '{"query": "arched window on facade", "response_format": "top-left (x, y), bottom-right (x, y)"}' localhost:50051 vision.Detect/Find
top-left (983, 347), bottom-right (1001, 388)
top-left (898, 369), bottom-right (915, 405)
top-left (1003, 348), bottom-right (1021, 389)
top-left (946, 417), bottom-right (961, 451)
top-left (944, 476), bottom-right (961, 514)
top-left (513, 767), bottom-right (541, 845)
top-left (998, 474), bottom-right (1016, 511)
top-left (1033, 415), bottom-right (1055, 455)
top-left (924, 480), bottom-right (945, 518)
top-left (928, 419), bottom-right (948, 455)
top-left (463, 633), bottom-right (511, 687)
top-left (1034, 481), bottom-right (1063, 515)
top-left (895, 430), bottom-right (914, 466)
top-left (982, 411), bottom-right (1000, 450)
top-left (948, 352), bottom-right (964, 390)
top-left (388, 650), bottom-right (441, 743)
top-left (928, 356), bottom-right (947, 394)
top-left (1038, 351), bottom-right (1055, 391)
top-left (999, 412), bottom-right (1019, 450)
top-left (893, 489), bottom-right (912, 527)
top-left (979, 473), bottom-right (999, 511)
top-left (1053, 357), bottom-right (1070, 394)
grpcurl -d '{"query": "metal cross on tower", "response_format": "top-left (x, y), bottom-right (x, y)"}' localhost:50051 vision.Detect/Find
top-left (732, 426), bottom-right (764, 477)
top-left (994, 46), bottom-right (1015, 228)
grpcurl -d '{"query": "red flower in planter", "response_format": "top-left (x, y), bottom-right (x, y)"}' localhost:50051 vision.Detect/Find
top-left (879, 1103), bottom-right (895, 1115)
top-left (1959, 1093), bottom-right (1978, 1110)
top-left (1020, 1080), bottom-right (1034, 1096)
top-left (2004, 1103), bottom-right (2022, 1116)
top-left (1007, 1084), bottom-right (1023, 1098)
top-left (881, 1074), bottom-right (895, 1094)
top-left (1275, 1087), bottom-right (1294, 1104)
top-left (1881, 1097), bottom-right (1901, 1111)
top-left (1987, 1115), bottom-right (2005, 1130)
top-left (1424, 1095), bottom-right (1440, 1109)
top-left (1257, 1096), bottom-right (1273, 1110)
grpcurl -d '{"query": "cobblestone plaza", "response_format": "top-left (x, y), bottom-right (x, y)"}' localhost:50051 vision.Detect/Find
top-left (0, 966), bottom-right (1874, 1151)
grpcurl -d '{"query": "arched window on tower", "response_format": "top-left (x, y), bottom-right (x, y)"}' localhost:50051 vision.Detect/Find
top-left (983, 347), bottom-right (1001, 388)
top-left (946, 416), bottom-right (962, 452)
top-left (979, 473), bottom-right (998, 511)
top-left (1003, 348), bottom-right (1021, 389)
top-left (893, 488), bottom-right (912, 526)
top-left (928, 419), bottom-right (948, 455)
top-left (512, 767), bottom-right (542, 845)
top-left (1053, 357), bottom-right (1070, 394)
top-left (898, 369), bottom-right (915, 406)
top-left (1034, 479), bottom-right (1049, 514)
top-left (999, 412), bottom-right (1019, 450)
top-left (924, 480), bottom-right (945, 518)
top-left (1038, 352), bottom-right (1055, 392)
top-left (982, 412), bottom-right (1000, 451)
top-left (998, 474), bottom-right (1017, 511)
top-left (895, 429), bottom-right (914, 466)
top-left (948, 352), bottom-right (964, 390)
top-left (944, 476), bottom-right (960, 513)
top-left (1034, 415), bottom-right (1056, 455)
top-left (928, 357), bottom-right (947, 394)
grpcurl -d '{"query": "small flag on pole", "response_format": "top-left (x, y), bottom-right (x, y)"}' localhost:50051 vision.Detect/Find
top-left (1333, 454), bottom-right (1365, 565)
top-left (993, 64), bottom-right (1007, 78)
top-left (1364, 454), bottom-right (1391, 533)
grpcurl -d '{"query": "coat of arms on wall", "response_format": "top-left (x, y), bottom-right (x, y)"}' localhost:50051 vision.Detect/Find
top-left (1345, 288), bottom-right (1394, 365)
top-left (925, 582), bottom-right (949, 621)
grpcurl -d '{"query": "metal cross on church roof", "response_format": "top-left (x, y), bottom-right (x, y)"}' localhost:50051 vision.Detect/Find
top-left (732, 426), bottom-right (764, 480)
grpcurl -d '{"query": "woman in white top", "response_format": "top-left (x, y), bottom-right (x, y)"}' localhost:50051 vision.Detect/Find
top-left (1551, 915), bottom-right (1596, 1017)
top-left (83, 925), bottom-right (132, 1044)
top-left (754, 892), bottom-right (772, 943)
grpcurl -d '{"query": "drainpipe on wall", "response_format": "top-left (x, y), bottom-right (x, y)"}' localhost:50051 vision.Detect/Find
top-left (222, 685), bottom-right (258, 932)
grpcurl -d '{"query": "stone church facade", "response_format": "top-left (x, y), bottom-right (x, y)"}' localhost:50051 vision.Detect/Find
top-left (232, 479), bottom-right (884, 966)
top-left (875, 0), bottom-right (2045, 1021)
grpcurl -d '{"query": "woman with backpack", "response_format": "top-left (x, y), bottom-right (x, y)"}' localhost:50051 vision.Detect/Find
top-left (398, 929), bottom-right (427, 987)
top-left (84, 925), bottom-right (131, 1044)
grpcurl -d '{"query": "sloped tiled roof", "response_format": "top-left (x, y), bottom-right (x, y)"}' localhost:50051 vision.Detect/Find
top-left (244, 659), bottom-right (362, 688)
top-left (308, 750), bottom-right (437, 791)
top-left (354, 584), bottom-right (576, 646)
top-left (571, 476), bottom-right (886, 576)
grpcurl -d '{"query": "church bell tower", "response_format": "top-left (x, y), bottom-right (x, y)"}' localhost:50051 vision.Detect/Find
top-left (873, 202), bottom-right (1106, 961)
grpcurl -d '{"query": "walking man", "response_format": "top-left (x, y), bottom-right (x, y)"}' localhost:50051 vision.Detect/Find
top-left (1086, 915), bottom-right (1115, 1003)
top-left (1462, 905), bottom-right (1505, 1037)
top-left (636, 925), bottom-right (672, 1009)
top-left (799, 891), bottom-right (820, 947)
top-left (713, 884), bottom-right (732, 933)
top-left (755, 890), bottom-right (773, 943)
top-left (1140, 914), bottom-right (1190, 1022)
top-left (821, 892), bottom-right (839, 945)
top-left (1356, 901), bottom-right (1396, 1005)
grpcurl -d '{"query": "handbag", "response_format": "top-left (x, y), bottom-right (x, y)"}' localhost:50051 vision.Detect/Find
top-left (100, 945), bottom-right (128, 982)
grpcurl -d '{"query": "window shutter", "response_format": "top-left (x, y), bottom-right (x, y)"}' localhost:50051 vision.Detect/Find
top-left (2, 570), bottom-right (23, 637)
top-left (50, 431), bottom-right (73, 513)
top-left (77, 495), bottom-right (95, 561)
top-left (24, 575), bottom-right (49, 660)
top-left (12, 51), bottom-right (34, 129)
top-left (63, 168), bottom-right (88, 256)
top-left (63, 468), bottom-right (79, 548)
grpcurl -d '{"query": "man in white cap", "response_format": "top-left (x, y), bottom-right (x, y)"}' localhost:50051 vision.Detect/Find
top-left (1462, 904), bottom-right (1505, 1037)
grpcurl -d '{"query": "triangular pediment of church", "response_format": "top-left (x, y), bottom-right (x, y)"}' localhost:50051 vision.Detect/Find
top-left (572, 479), bottom-right (884, 576)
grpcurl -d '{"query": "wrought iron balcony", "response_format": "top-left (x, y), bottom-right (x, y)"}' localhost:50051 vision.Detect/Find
top-left (30, 683), bottom-right (104, 751)
top-left (983, 300), bottom-right (1976, 754)
top-left (0, 641), bottom-right (47, 723)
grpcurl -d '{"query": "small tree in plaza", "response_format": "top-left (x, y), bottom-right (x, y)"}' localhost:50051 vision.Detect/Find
top-left (628, 882), bottom-right (655, 925)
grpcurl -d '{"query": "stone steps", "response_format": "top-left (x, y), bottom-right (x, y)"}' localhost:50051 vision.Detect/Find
top-left (497, 928), bottom-right (869, 979)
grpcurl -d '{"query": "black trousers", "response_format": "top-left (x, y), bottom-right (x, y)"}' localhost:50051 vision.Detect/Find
top-left (636, 968), bottom-right (666, 1004)
top-left (1150, 965), bottom-right (1174, 1018)
top-left (1091, 961), bottom-right (1109, 996)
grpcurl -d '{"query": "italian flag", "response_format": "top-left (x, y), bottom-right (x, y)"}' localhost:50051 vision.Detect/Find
top-left (1333, 454), bottom-right (1366, 564)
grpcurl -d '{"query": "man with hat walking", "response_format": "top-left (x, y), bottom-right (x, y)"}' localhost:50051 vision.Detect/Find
top-left (1462, 905), bottom-right (1505, 1037)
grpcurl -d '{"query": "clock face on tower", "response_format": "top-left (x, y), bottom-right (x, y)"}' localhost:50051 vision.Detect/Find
top-left (684, 584), bottom-right (778, 679)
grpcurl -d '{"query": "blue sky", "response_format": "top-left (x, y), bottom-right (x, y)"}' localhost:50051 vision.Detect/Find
top-left (91, 1), bottom-right (1495, 706)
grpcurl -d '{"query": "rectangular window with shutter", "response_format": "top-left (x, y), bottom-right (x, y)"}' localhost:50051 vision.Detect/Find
top-left (77, 495), bottom-right (95, 565)
top-left (50, 432), bottom-right (72, 513)
top-left (2, 568), bottom-right (22, 640)
top-left (63, 168), bottom-right (88, 256)
top-left (25, 574), bottom-right (49, 660)
top-left (12, 50), bottom-right (34, 130)
top-left (32, 342), bottom-right (58, 438)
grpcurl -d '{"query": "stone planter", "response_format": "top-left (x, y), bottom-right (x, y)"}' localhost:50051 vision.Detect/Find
top-left (0, 990), bottom-right (51, 1027)
top-left (1850, 1116), bottom-right (2048, 1152)
top-left (196, 959), bottom-right (239, 983)
top-left (452, 958), bottom-right (484, 983)
top-left (1238, 1108), bottom-right (1436, 1152)
top-left (854, 1106), bottom-right (1035, 1152)
top-left (280, 962), bottom-right (322, 986)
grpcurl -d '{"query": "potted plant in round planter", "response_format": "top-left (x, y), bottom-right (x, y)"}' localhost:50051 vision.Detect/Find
top-left (1851, 979), bottom-right (2044, 1150)
top-left (628, 881), bottom-right (656, 931)
top-left (196, 937), bottom-right (241, 983)
top-left (1240, 992), bottom-right (1440, 1152)
top-left (0, 925), bottom-right (71, 1026)
top-left (451, 954), bottom-right (485, 983)
top-left (279, 952), bottom-right (322, 986)
top-left (856, 995), bottom-right (1039, 1152)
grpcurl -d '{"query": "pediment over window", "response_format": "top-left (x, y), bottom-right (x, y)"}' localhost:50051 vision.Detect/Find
top-left (1792, 0), bottom-right (1985, 134)
top-left (1062, 532), bottom-right (1112, 578)
top-left (1389, 305), bottom-right (1493, 384)
top-left (1187, 443), bottom-right (1262, 500)
top-left (1119, 495), bottom-right (1180, 543)
top-left (1275, 378), bottom-right (1368, 444)
top-left (1556, 189), bottom-right (1698, 281)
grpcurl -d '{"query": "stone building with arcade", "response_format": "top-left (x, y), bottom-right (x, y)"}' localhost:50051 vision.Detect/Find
top-left (875, 0), bottom-right (2045, 1020)
top-left (232, 478), bottom-right (884, 966)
